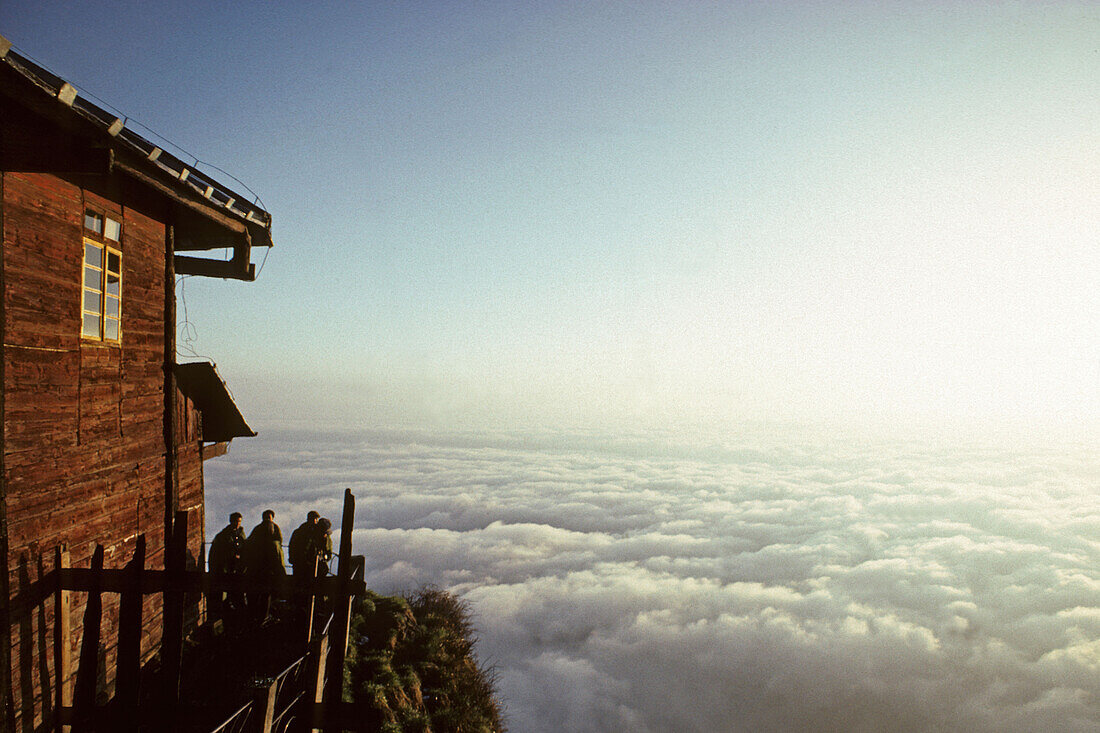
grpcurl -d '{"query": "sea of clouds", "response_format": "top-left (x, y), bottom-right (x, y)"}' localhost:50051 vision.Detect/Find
top-left (205, 425), bottom-right (1100, 732)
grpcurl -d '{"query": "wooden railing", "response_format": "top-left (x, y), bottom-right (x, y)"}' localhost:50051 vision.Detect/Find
top-left (207, 614), bottom-right (334, 733)
top-left (12, 488), bottom-right (380, 732)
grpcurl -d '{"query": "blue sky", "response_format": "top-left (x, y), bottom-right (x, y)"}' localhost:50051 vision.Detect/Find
top-left (4, 2), bottom-right (1098, 433)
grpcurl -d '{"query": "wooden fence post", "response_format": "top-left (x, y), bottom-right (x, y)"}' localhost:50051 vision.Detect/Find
top-left (114, 535), bottom-right (146, 729)
top-left (72, 545), bottom-right (104, 732)
top-left (306, 633), bottom-right (328, 733)
top-left (249, 678), bottom-right (277, 733)
top-left (304, 555), bottom-right (318, 645)
top-left (323, 489), bottom-right (355, 712)
top-left (53, 545), bottom-right (71, 733)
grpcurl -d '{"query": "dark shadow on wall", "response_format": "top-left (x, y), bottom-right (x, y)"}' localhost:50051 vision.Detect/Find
top-left (34, 554), bottom-right (53, 727)
top-left (73, 546), bottom-right (106, 727)
top-left (14, 553), bottom-right (55, 733)
top-left (14, 552), bottom-right (61, 733)
top-left (17, 555), bottom-right (34, 733)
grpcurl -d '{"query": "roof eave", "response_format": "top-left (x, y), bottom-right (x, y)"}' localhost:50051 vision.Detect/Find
top-left (0, 36), bottom-right (273, 276)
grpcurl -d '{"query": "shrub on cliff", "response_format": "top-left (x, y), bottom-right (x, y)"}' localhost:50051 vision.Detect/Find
top-left (346, 588), bottom-right (505, 733)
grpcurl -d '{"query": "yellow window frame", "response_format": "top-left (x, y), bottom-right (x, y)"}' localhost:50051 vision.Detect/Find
top-left (81, 237), bottom-right (122, 342)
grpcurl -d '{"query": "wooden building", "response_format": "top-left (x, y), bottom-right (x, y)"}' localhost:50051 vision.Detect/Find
top-left (0, 38), bottom-right (272, 731)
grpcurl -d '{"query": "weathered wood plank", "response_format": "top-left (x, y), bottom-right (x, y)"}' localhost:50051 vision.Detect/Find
top-left (2, 136), bottom-right (240, 729)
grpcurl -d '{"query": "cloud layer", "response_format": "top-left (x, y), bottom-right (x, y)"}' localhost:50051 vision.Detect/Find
top-left (206, 427), bottom-right (1100, 732)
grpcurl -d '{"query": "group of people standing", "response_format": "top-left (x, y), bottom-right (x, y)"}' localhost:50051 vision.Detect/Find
top-left (207, 509), bottom-right (334, 625)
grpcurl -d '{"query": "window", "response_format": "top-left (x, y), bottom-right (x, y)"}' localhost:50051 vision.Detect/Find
top-left (82, 209), bottom-right (122, 342)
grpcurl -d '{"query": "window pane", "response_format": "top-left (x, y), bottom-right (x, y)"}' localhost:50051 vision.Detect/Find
top-left (84, 291), bottom-right (102, 314)
top-left (84, 210), bottom-right (102, 234)
top-left (84, 267), bottom-right (102, 290)
top-left (82, 314), bottom-right (101, 338)
top-left (104, 218), bottom-right (121, 242)
top-left (107, 251), bottom-right (121, 274)
top-left (84, 243), bottom-right (103, 268)
top-left (105, 296), bottom-right (119, 318)
top-left (106, 273), bottom-right (120, 296)
top-left (104, 319), bottom-right (119, 340)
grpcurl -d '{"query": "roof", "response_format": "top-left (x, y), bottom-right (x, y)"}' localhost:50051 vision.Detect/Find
top-left (0, 36), bottom-right (273, 280)
top-left (174, 362), bottom-right (256, 442)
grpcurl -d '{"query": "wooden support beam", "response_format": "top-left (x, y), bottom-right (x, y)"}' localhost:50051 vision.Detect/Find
top-left (173, 254), bottom-right (255, 281)
top-left (53, 546), bottom-right (71, 733)
top-left (201, 441), bottom-right (230, 461)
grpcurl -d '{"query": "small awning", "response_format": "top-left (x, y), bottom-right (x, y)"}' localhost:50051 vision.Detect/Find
top-left (174, 362), bottom-right (256, 442)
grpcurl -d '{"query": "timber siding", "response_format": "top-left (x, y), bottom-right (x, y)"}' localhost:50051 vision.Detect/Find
top-left (3, 169), bottom-right (210, 729)
top-left (1, 39), bottom-right (270, 731)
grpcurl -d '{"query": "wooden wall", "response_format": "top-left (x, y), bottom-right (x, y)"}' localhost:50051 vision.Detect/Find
top-left (2, 169), bottom-right (206, 730)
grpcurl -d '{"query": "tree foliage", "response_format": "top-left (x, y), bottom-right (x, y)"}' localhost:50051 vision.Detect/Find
top-left (346, 588), bottom-right (505, 733)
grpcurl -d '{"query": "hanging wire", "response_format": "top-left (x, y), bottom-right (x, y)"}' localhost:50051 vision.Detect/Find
top-left (175, 275), bottom-right (214, 363)
top-left (255, 246), bottom-right (272, 278)
top-left (190, 159), bottom-right (268, 210)
top-left (173, 276), bottom-right (242, 406)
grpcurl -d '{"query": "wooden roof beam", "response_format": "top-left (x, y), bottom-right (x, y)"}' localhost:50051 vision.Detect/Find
top-left (174, 255), bottom-right (255, 281)
top-left (114, 159), bottom-right (248, 236)
top-left (119, 157), bottom-right (257, 279)
top-left (201, 442), bottom-right (230, 461)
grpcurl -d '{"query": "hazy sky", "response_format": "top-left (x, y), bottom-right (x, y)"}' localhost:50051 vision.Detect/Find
top-left (8, 7), bottom-right (1097, 728)
top-left (4, 1), bottom-right (1098, 432)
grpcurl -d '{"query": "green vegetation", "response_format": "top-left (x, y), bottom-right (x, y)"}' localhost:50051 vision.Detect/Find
top-left (346, 588), bottom-right (506, 733)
